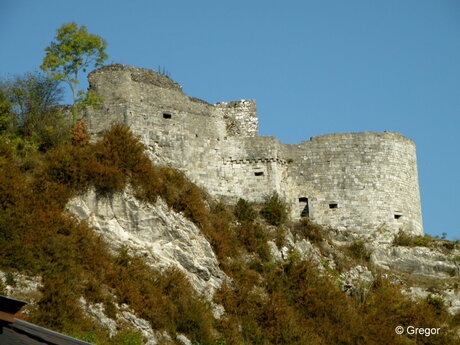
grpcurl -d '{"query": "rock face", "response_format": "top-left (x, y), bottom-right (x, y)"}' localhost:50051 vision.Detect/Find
top-left (368, 243), bottom-right (460, 314)
top-left (0, 271), bottom-right (42, 303)
top-left (68, 188), bottom-right (225, 296)
top-left (340, 265), bottom-right (374, 299)
top-left (409, 287), bottom-right (460, 315)
top-left (371, 245), bottom-right (459, 278)
top-left (80, 297), bottom-right (175, 345)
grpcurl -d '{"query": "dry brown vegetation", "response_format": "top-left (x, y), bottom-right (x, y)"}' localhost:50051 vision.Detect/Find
top-left (0, 124), bottom-right (214, 344)
top-left (1, 123), bottom-right (459, 345)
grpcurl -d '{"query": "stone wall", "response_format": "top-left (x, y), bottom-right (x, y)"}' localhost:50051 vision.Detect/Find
top-left (80, 64), bottom-right (423, 239)
top-left (283, 132), bottom-right (422, 236)
top-left (215, 100), bottom-right (258, 137)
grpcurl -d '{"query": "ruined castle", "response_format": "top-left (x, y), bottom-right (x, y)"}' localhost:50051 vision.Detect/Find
top-left (79, 64), bottom-right (423, 237)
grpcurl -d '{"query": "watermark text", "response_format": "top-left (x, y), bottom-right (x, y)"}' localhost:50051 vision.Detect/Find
top-left (395, 325), bottom-right (441, 337)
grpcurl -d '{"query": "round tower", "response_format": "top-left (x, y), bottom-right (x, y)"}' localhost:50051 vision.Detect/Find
top-left (293, 131), bottom-right (423, 237)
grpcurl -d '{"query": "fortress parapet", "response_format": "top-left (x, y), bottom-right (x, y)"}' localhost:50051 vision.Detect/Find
top-left (85, 64), bottom-right (257, 139)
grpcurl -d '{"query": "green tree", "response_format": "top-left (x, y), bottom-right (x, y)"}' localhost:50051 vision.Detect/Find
top-left (2, 73), bottom-right (63, 134)
top-left (0, 72), bottom-right (70, 150)
top-left (40, 22), bottom-right (108, 124)
top-left (0, 87), bottom-right (13, 133)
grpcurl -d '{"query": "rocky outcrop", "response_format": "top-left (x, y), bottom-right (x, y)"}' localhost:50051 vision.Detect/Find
top-left (0, 271), bottom-right (42, 303)
top-left (371, 244), bottom-right (459, 278)
top-left (79, 297), bottom-right (176, 345)
top-left (408, 287), bottom-right (460, 315)
top-left (68, 188), bottom-right (225, 297)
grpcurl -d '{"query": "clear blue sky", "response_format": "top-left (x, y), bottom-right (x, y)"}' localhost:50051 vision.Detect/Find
top-left (1, 0), bottom-right (459, 239)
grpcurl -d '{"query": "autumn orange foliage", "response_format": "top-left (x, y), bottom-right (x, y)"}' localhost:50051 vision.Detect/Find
top-left (1, 124), bottom-right (459, 345)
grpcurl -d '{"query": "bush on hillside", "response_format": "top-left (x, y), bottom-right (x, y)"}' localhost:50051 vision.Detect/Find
top-left (292, 217), bottom-right (327, 242)
top-left (2, 123), bottom-right (460, 345)
top-left (346, 240), bottom-right (371, 263)
top-left (234, 198), bottom-right (256, 222)
top-left (260, 192), bottom-right (288, 226)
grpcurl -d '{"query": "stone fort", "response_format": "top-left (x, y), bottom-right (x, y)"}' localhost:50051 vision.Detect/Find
top-left (79, 64), bottom-right (423, 238)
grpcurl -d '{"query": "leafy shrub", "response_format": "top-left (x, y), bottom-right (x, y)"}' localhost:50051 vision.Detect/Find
top-left (293, 217), bottom-right (327, 242)
top-left (0, 124), bottom-right (220, 343)
top-left (447, 267), bottom-right (458, 277)
top-left (3, 122), bottom-right (460, 345)
top-left (30, 273), bottom-right (89, 332)
top-left (205, 203), bottom-right (239, 260)
top-left (111, 329), bottom-right (144, 345)
top-left (345, 240), bottom-right (371, 263)
top-left (426, 294), bottom-right (446, 314)
top-left (104, 301), bottom-right (117, 319)
top-left (443, 241), bottom-right (456, 250)
top-left (95, 124), bottom-right (146, 174)
top-left (413, 234), bottom-right (436, 247)
top-left (0, 72), bottom-right (70, 151)
top-left (393, 231), bottom-right (415, 246)
top-left (234, 198), bottom-right (256, 222)
top-left (43, 144), bottom-right (94, 193)
top-left (5, 272), bottom-right (15, 286)
top-left (0, 88), bottom-right (13, 133)
top-left (108, 248), bottom-right (215, 344)
top-left (29, 108), bottom-right (71, 151)
top-left (216, 258), bottom-right (364, 345)
top-left (71, 120), bottom-right (90, 146)
top-left (240, 222), bottom-right (271, 263)
top-left (361, 277), bottom-right (458, 345)
top-left (0, 278), bottom-right (6, 295)
top-left (192, 340), bottom-right (227, 345)
top-left (260, 192), bottom-right (288, 226)
top-left (393, 232), bottom-right (457, 253)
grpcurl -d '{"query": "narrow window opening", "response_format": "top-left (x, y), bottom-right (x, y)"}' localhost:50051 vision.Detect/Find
top-left (254, 171), bottom-right (264, 176)
top-left (163, 113), bottom-right (172, 119)
top-left (394, 214), bottom-right (402, 220)
top-left (299, 197), bottom-right (309, 217)
top-left (329, 203), bottom-right (338, 209)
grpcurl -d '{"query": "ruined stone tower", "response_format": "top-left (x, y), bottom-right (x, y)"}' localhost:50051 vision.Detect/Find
top-left (79, 64), bottom-right (423, 239)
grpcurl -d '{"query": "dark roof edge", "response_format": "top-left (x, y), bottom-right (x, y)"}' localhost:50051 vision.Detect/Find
top-left (0, 295), bottom-right (27, 314)
top-left (12, 319), bottom-right (93, 345)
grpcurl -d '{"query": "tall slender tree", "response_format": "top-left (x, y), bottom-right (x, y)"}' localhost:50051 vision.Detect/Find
top-left (41, 22), bottom-right (108, 124)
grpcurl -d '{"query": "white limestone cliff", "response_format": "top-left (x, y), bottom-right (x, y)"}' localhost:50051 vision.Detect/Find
top-left (67, 188), bottom-right (226, 297)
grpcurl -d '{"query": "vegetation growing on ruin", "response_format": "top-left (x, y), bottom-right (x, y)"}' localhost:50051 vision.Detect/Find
top-left (393, 232), bottom-right (459, 252)
top-left (0, 122), bottom-right (459, 344)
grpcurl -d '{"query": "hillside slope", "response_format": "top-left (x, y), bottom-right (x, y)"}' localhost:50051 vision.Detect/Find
top-left (1, 124), bottom-right (460, 345)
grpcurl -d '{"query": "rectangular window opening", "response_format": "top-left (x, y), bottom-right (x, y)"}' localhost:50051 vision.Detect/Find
top-left (163, 113), bottom-right (172, 119)
top-left (254, 171), bottom-right (264, 176)
top-left (299, 197), bottom-right (309, 217)
top-left (329, 203), bottom-right (338, 209)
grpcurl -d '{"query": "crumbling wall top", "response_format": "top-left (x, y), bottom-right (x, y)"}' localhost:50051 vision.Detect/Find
top-left (89, 64), bottom-right (183, 92)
